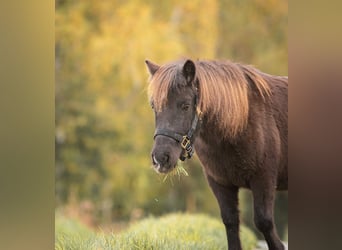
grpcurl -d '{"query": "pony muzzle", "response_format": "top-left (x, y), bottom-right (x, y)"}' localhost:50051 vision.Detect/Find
top-left (151, 151), bottom-right (175, 173)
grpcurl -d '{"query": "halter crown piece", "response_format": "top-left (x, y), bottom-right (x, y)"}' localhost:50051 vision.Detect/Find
top-left (153, 91), bottom-right (202, 161)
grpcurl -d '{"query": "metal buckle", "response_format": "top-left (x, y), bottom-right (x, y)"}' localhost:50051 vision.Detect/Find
top-left (181, 136), bottom-right (191, 150)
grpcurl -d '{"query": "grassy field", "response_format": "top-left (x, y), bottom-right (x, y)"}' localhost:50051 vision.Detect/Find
top-left (56, 213), bottom-right (257, 250)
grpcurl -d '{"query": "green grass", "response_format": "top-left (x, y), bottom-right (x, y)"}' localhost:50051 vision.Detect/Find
top-left (56, 213), bottom-right (257, 250)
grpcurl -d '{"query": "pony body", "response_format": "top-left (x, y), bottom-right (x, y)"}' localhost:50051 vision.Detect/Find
top-left (146, 59), bottom-right (287, 250)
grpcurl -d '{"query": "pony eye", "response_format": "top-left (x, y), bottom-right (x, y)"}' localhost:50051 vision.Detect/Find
top-left (181, 104), bottom-right (190, 111)
top-left (150, 102), bottom-right (154, 110)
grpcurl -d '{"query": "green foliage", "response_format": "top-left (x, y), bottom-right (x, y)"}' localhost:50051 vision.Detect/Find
top-left (56, 213), bottom-right (257, 250)
top-left (55, 0), bottom-right (288, 232)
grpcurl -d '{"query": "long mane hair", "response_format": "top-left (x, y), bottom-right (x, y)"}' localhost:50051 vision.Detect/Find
top-left (148, 59), bottom-right (285, 138)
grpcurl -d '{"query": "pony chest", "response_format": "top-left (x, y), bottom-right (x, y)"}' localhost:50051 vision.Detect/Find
top-left (195, 139), bottom-right (256, 187)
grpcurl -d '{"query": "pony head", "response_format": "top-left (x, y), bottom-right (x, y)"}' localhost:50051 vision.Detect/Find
top-left (146, 59), bottom-right (199, 173)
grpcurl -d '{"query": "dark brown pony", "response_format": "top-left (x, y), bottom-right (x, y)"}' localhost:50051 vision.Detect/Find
top-left (145, 59), bottom-right (287, 250)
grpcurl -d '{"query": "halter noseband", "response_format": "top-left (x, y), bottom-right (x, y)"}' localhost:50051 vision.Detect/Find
top-left (153, 92), bottom-right (202, 161)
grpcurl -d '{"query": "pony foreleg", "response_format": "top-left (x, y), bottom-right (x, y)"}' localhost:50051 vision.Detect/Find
top-left (207, 175), bottom-right (241, 250)
top-left (251, 178), bottom-right (284, 250)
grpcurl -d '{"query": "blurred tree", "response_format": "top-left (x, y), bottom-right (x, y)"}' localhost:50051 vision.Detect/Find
top-left (216, 0), bottom-right (287, 74)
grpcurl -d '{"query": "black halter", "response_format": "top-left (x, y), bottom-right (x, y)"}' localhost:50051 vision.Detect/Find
top-left (153, 93), bottom-right (202, 161)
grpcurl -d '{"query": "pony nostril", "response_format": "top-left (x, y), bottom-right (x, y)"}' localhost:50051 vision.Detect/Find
top-left (152, 153), bottom-right (170, 165)
top-left (152, 155), bottom-right (158, 165)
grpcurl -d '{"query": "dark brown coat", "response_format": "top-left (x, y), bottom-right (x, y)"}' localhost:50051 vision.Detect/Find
top-left (146, 59), bottom-right (288, 250)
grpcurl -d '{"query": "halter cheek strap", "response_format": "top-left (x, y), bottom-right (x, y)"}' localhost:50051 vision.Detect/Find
top-left (153, 95), bottom-right (202, 161)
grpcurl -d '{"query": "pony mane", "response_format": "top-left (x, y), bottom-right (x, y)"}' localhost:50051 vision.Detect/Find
top-left (148, 60), bottom-right (272, 138)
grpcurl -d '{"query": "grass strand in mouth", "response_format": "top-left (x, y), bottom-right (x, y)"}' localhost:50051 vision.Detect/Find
top-left (163, 160), bottom-right (189, 183)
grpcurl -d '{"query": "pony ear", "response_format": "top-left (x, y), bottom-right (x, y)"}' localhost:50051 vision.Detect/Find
top-left (145, 60), bottom-right (160, 76)
top-left (182, 59), bottom-right (196, 83)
